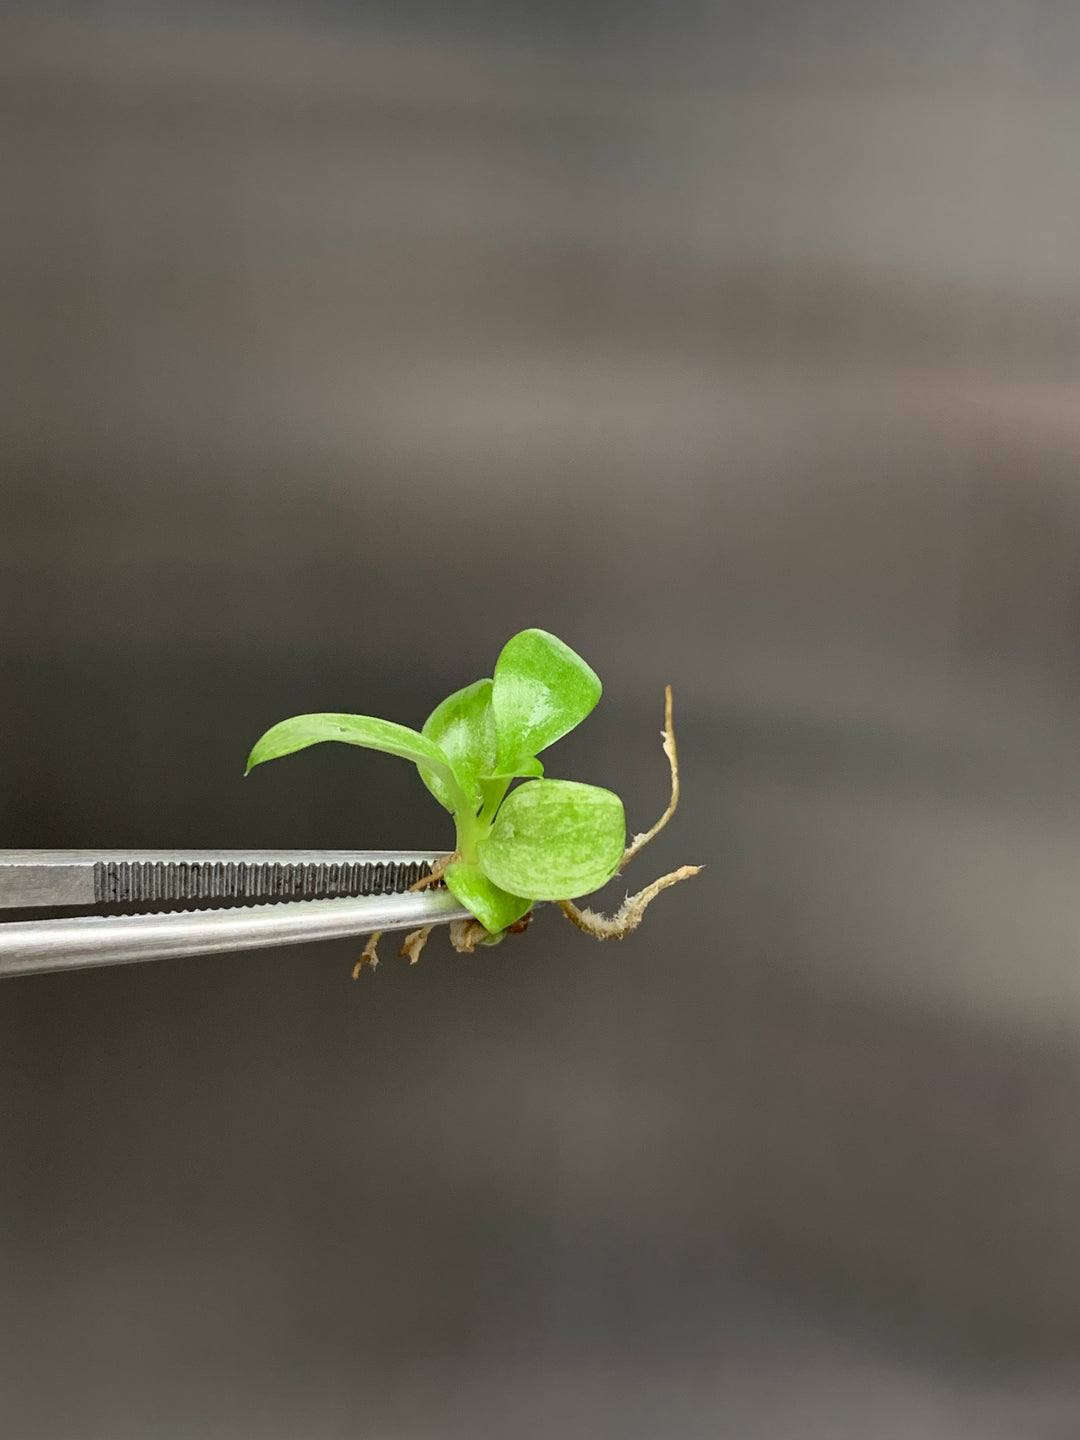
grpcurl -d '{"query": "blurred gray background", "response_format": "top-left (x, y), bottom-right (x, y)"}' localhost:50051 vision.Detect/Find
top-left (6, 1), bottom-right (1080, 1435)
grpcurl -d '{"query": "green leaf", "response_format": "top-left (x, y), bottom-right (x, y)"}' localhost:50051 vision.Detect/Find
top-left (419, 680), bottom-right (546, 814)
top-left (477, 779), bottom-right (625, 900)
top-left (246, 713), bottom-right (465, 806)
top-left (420, 679), bottom-right (497, 812)
top-left (443, 861), bottom-right (532, 934)
top-left (492, 629), bottom-right (602, 772)
top-left (489, 756), bottom-right (545, 781)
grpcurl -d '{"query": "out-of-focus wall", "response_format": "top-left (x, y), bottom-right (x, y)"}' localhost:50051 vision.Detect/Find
top-left (6, 7), bottom-right (1080, 1437)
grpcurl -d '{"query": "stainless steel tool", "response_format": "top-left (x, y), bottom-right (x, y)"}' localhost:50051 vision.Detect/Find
top-left (0, 850), bottom-right (467, 978)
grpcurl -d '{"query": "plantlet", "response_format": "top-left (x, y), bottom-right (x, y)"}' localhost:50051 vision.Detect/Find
top-left (246, 628), bottom-right (699, 970)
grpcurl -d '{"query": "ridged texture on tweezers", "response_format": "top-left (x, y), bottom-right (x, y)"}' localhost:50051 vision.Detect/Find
top-left (93, 858), bottom-right (436, 905)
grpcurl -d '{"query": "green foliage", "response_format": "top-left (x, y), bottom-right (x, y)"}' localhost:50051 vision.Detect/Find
top-left (477, 779), bottom-right (625, 900)
top-left (418, 678), bottom-right (542, 813)
top-left (246, 629), bottom-right (626, 936)
top-left (418, 678), bottom-right (495, 813)
top-left (492, 628), bottom-right (602, 772)
top-left (442, 862), bottom-right (533, 935)
top-left (245, 712), bottom-right (464, 806)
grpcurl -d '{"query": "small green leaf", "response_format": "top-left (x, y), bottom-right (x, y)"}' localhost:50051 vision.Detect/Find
top-left (487, 756), bottom-right (545, 782)
top-left (420, 678), bottom-right (497, 812)
top-left (419, 681), bottom-right (545, 813)
top-left (443, 861), bottom-right (532, 934)
top-left (477, 779), bottom-right (625, 900)
top-left (476, 761), bottom-right (542, 817)
top-left (246, 713), bottom-right (464, 806)
top-left (492, 629), bottom-right (601, 772)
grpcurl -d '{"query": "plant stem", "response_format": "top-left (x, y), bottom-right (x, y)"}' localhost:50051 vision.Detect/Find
top-left (453, 809), bottom-right (485, 865)
top-left (454, 776), bottom-right (512, 863)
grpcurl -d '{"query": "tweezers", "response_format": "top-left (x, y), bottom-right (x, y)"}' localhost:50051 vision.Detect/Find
top-left (0, 850), bottom-right (469, 979)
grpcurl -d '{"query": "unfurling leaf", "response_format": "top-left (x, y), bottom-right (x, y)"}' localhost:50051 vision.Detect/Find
top-left (420, 679), bottom-right (544, 812)
top-left (420, 678), bottom-right (497, 812)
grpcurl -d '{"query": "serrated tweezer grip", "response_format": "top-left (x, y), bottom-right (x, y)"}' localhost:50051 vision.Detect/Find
top-left (0, 850), bottom-right (450, 910)
top-left (93, 857), bottom-right (434, 905)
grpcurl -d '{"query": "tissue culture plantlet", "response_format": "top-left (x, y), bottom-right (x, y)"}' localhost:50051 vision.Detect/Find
top-left (245, 629), bottom-right (699, 971)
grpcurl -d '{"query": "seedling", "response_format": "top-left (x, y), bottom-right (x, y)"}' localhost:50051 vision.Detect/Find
top-left (246, 629), bottom-right (699, 970)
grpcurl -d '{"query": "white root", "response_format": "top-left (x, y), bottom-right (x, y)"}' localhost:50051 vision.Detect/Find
top-left (448, 917), bottom-right (490, 954)
top-left (398, 925), bottom-right (434, 965)
top-left (557, 684), bottom-right (700, 940)
top-left (558, 864), bottom-right (701, 940)
top-left (621, 684), bottom-right (681, 866)
top-left (352, 931), bottom-right (384, 977)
